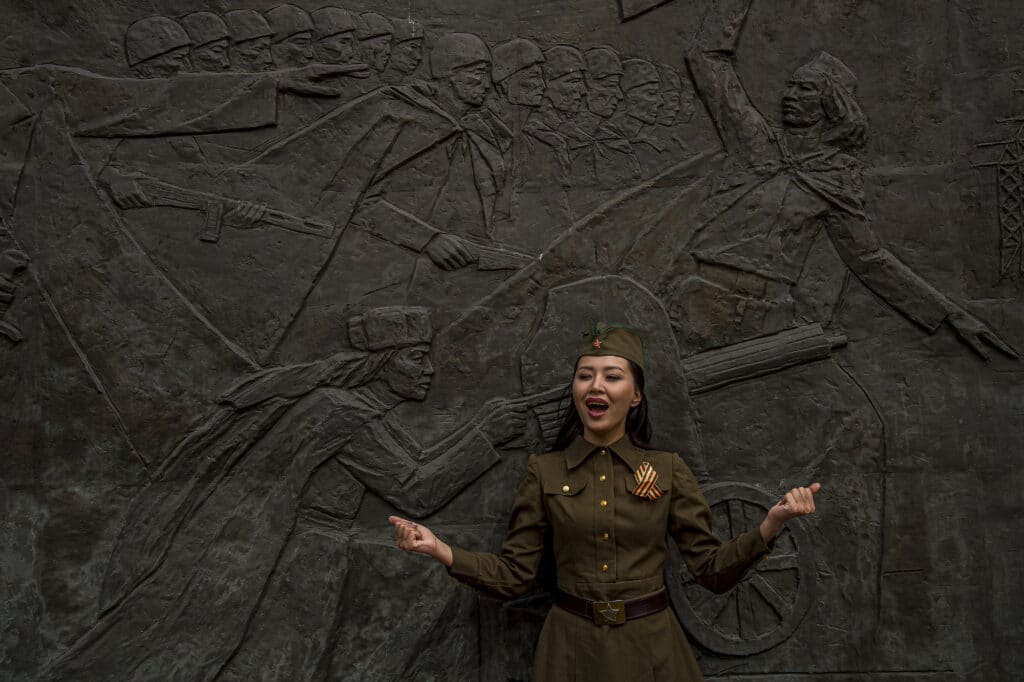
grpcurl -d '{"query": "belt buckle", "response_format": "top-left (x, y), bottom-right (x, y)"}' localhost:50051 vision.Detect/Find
top-left (592, 600), bottom-right (626, 625)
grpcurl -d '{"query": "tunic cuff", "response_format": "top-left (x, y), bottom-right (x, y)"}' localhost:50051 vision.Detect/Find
top-left (447, 545), bottom-right (480, 582)
top-left (740, 526), bottom-right (774, 561)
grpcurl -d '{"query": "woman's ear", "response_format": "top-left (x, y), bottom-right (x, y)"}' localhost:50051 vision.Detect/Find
top-left (631, 389), bottom-right (641, 408)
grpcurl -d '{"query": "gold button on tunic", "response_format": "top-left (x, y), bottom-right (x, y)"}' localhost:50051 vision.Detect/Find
top-left (448, 435), bottom-right (771, 681)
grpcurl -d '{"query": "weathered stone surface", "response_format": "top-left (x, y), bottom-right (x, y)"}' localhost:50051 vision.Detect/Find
top-left (0, 1), bottom-right (1021, 680)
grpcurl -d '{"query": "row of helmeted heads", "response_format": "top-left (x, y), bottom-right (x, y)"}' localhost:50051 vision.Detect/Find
top-left (431, 35), bottom-right (694, 128)
top-left (123, 6), bottom-right (693, 128)
top-left (124, 5), bottom-right (423, 78)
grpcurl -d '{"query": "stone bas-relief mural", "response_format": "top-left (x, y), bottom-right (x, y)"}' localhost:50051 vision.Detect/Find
top-left (1, 0), bottom-right (1022, 680)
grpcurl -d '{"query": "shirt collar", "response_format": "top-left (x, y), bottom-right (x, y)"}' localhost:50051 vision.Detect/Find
top-left (564, 434), bottom-right (645, 472)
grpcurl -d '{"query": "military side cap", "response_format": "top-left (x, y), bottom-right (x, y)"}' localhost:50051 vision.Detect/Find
top-left (543, 45), bottom-right (585, 81)
top-left (312, 7), bottom-right (356, 38)
top-left (620, 58), bottom-right (660, 91)
top-left (225, 10), bottom-right (274, 43)
top-left (265, 4), bottom-right (314, 42)
top-left (578, 322), bottom-right (644, 370)
top-left (392, 18), bottom-right (424, 43)
top-left (492, 38), bottom-right (544, 83)
top-left (125, 17), bottom-right (191, 66)
top-left (585, 46), bottom-right (622, 79)
top-left (431, 33), bottom-right (490, 78)
top-left (180, 12), bottom-right (229, 48)
top-left (349, 306), bottom-right (432, 351)
top-left (356, 12), bottom-right (393, 40)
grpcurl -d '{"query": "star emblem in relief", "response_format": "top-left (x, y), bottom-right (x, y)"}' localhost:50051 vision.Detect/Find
top-left (599, 604), bottom-right (620, 620)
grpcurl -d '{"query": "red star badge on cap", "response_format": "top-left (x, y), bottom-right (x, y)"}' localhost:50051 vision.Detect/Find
top-left (592, 339), bottom-right (602, 348)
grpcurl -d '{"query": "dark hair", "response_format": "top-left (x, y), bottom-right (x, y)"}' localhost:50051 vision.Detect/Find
top-left (548, 359), bottom-right (653, 452)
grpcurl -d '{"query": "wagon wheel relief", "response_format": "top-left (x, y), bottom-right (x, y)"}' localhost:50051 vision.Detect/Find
top-left (668, 482), bottom-right (816, 656)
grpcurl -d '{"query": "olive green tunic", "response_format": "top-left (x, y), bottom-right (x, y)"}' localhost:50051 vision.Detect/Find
top-left (449, 435), bottom-right (771, 681)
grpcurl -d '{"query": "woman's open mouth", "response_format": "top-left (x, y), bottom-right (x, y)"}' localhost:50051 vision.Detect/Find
top-left (585, 398), bottom-right (609, 419)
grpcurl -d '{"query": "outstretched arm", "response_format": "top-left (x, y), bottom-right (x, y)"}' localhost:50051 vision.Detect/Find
top-left (826, 212), bottom-right (1018, 360)
top-left (337, 399), bottom-right (528, 518)
top-left (391, 453), bottom-right (548, 600)
top-left (671, 456), bottom-right (820, 594)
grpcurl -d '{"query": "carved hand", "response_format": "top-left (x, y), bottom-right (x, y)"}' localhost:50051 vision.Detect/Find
top-left (224, 201), bottom-right (268, 229)
top-left (99, 166), bottom-right (151, 209)
top-left (478, 400), bottom-right (530, 446)
top-left (424, 233), bottom-right (475, 271)
top-left (945, 308), bottom-right (1019, 361)
top-left (278, 63), bottom-right (374, 96)
top-left (760, 482), bottom-right (820, 542)
top-left (389, 515), bottom-right (453, 567)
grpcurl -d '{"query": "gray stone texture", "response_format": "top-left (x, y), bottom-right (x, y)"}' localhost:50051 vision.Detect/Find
top-left (0, 0), bottom-right (1021, 680)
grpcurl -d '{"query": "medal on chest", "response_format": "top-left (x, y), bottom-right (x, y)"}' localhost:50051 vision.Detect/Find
top-left (632, 461), bottom-right (663, 500)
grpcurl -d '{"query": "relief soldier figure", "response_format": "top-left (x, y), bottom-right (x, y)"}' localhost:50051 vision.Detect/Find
top-left (41, 306), bottom-right (527, 681)
top-left (570, 46), bottom-right (642, 214)
top-left (630, 63), bottom-right (694, 176)
top-left (606, 58), bottom-right (662, 180)
top-left (265, 4), bottom-right (316, 68)
top-left (490, 37), bottom-right (571, 255)
top-left (123, 16), bottom-right (192, 79)
top-left (514, 45), bottom-right (589, 231)
top-left (224, 9), bottom-right (275, 72)
top-left (383, 17), bottom-right (425, 84)
top-left (668, 0), bottom-right (1016, 359)
top-left (180, 11), bottom-right (231, 73)
top-left (311, 6), bottom-right (358, 65)
top-left (356, 11), bottom-right (394, 89)
top-left (262, 32), bottom-right (524, 359)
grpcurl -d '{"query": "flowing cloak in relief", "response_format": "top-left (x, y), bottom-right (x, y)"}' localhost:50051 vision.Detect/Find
top-left (42, 351), bottom-right (498, 681)
top-left (262, 84), bottom-right (517, 361)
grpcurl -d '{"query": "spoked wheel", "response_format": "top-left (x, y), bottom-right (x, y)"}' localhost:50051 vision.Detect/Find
top-left (668, 482), bottom-right (816, 656)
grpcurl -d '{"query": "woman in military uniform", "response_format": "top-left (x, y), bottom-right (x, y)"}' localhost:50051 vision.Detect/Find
top-left (391, 324), bottom-right (820, 680)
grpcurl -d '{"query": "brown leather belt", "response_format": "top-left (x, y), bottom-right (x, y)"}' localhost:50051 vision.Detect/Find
top-left (556, 589), bottom-right (669, 626)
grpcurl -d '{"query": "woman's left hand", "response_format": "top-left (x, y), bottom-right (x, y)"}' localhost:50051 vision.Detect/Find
top-left (760, 482), bottom-right (821, 542)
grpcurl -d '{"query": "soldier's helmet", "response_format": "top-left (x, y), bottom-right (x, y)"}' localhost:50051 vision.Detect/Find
top-left (125, 16), bottom-right (190, 67)
top-left (620, 58), bottom-right (660, 92)
top-left (224, 9), bottom-right (274, 43)
top-left (492, 38), bottom-right (544, 83)
top-left (356, 12), bottom-right (393, 40)
top-left (392, 17), bottom-right (424, 44)
top-left (179, 11), bottom-right (229, 48)
top-left (312, 7), bottom-right (356, 39)
top-left (264, 4), bottom-right (314, 42)
top-left (431, 33), bottom-right (490, 78)
top-left (349, 306), bottom-right (433, 350)
top-left (585, 46), bottom-right (623, 79)
top-left (542, 45), bottom-right (586, 81)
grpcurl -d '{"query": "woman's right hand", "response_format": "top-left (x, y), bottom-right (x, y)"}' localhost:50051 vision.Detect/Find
top-left (389, 515), bottom-right (453, 567)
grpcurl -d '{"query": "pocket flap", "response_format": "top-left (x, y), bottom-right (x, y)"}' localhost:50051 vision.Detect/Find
top-left (543, 476), bottom-right (588, 496)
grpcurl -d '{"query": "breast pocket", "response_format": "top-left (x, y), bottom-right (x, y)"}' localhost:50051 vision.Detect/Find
top-left (541, 476), bottom-right (589, 533)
